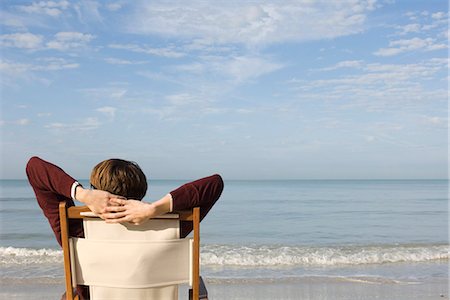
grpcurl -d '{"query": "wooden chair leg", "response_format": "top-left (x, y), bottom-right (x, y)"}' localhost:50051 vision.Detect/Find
top-left (199, 277), bottom-right (208, 299)
top-left (189, 277), bottom-right (208, 300)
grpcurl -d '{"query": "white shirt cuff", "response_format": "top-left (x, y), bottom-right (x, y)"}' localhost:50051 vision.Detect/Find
top-left (169, 193), bottom-right (173, 212)
top-left (71, 181), bottom-right (81, 200)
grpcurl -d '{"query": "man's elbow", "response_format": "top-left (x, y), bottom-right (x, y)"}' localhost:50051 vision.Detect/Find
top-left (212, 174), bottom-right (224, 199)
top-left (26, 156), bottom-right (41, 178)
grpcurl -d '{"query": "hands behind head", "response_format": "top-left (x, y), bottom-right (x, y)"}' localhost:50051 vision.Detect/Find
top-left (76, 186), bottom-right (160, 224)
top-left (75, 187), bottom-right (126, 219)
top-left (103, 198), bottom-right (156, 225)
top-left (103, 193), bottom-right (172, 225)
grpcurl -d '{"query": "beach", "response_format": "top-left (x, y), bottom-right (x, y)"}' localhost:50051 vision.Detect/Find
top-left (1, 179), bottom-right (448, 299)
top-left (0, 277), bottom-right (448, 299)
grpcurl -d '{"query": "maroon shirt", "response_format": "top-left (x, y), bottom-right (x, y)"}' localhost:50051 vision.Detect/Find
top-left (26, 156), bottom-right (224, 245)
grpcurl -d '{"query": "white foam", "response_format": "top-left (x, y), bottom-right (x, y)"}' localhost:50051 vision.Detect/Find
top-left (0, 247), bottom-right (62, 265)
top-left (200, 244), bottom-right (449, 267)
top-left (1, 244), bottom-right (448, 267)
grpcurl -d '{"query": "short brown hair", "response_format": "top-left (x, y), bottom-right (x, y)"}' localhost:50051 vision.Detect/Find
top-left (90, 159), bottom-right (147, 200)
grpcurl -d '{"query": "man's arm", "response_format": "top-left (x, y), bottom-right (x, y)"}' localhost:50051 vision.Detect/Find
top-left (104, 174), bottom-right (224, 236)
top-left (26, 156), bottom-right (124, 245)
top-left (172, 174), bottom-right (224, 237)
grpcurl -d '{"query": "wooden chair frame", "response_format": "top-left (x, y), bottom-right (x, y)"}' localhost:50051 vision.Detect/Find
top-left (59, 202), bottom-right (207, 300)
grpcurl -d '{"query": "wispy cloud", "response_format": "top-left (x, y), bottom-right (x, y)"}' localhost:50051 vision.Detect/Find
top-left (109, 43), bottom-right (185, 58)
top-left (35, 57), bottom-right (79, 70)
top-left (173, 54), bottom-right (283, 84)
top-left (104, 57), bottom-right (148, 65)
top-left (46, 32), bottom-right (95, 50)
top-left (1, 31), bottom-right (94, 51)
top-left (73, 1), bottom-right (103, 24)
top-left (220, 55), bottom-right (283, 82)
top-left (396, 23), bottom-right (421, 35)
top-left (105, 2), bottom-right (123, 12)
top-left (0, 118), bottom-right (30, 126)
top-left (45, 117), bottom-right (100, 131)
top-left (17, 1), bottom-right (70, 17)
top-left (0, 2), bottom-right (447, 179)
top-left (374, 37), bottom-right (446, 56)
top-left (126, 1), bottom-right (376, 46)
top-left (80, 86), bottom-right (127, 100)
top-left (0, 57), bottom-right (79, 85)
top-left (317, 60), bottom-right (364, 71)
top-left (422, 115), bottom-right (447, 127)
top-left (1, 58), bottom-right (78, 74)
top-left (1, 33), bottom-right (44, 49)
top-left (96, 106), bottom-right (117, 118)
top-left (292, 58), bottom-right (448, 114)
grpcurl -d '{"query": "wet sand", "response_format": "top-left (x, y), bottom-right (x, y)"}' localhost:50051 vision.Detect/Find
top-left (0, 277), bottom-right (448, 300)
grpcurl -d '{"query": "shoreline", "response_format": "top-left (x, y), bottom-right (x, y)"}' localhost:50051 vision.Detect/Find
top-left (1, 276), bottom-right (448, 300)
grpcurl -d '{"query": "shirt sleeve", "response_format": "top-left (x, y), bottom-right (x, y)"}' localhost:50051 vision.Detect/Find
top-left (26, 156), bottom-right (83, 246)
top-left (170, 174), bottom-right (224, 237)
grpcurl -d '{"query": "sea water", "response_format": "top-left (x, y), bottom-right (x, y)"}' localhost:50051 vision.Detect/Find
top-left (0, 179), bottom-right (448, 285)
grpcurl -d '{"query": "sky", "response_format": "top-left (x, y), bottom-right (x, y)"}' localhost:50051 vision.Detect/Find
top-left (0, 0), bottom-right (448, 180)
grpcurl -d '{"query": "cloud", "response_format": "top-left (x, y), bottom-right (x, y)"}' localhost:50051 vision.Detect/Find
top-left (395, 12), bottom-right (447, 36)
top-left (165, 93), bottom-right (206, 106)
top-left (374, 37), bottom-right (447, 56)
top-left (423, 116), bottom-right (447, 127)
top-left (0, 118), bottom-right (30, 126)
top-left (73, 0), bottom-right (103, 24)
top-left (396, 23), bottom-right (421, 35)
top-left (303, 59), bottom-right (448, 88)
top-left (0, 33), bottom-right (43, 49)
top-left (125, 0), bottom-right (376, 46)
top-left (175, 55), bottom-right (283, 83)
top-left (16, 118), bottom-right (30, 125)
top-left (17, 1), bottom-right (70, 17)
top-left (1, 58), bottom-right (78, 74)
top-left (80, 87), bottom-right (127, 100)
top-left (45, 117), bottom-right (100, 131)
top-left (220, 56), bottom-right (283, 82)
top-left (105, 2), bottom-right (123, 11)
top-left (1, 11), bottom-right (30, 29)
top-left (431, 12), bottom-right (446, 20)
top-left (291, 58), bottom-right (448, 113)
top-left (1, 31), bottom-right (95, 51)
top-left (365, 135), bottom-right (376, 142)
top-left (104, 58), bottom-right (148, 65)
top-left (317, 60), bottom-right (364, 71)
top-left (46, 31), bottom-right (95, 50)
top-left (0, 60), bottom-right (30, 78)
top-left (0, 58), bottom-right (78, 87)
top-left (109, 44), bottom-right (185, 58)
top-left (35, 57), bottom-right (79, 70)
top-left (96, 106), bottom-right (117, 118)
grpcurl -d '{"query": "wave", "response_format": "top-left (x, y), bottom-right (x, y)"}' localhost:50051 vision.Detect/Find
top-left (1, 244), bottom-right (448, 267)
top-left (0, 247), bottom-right (62, 265)
top-left (201, 244), bottom-right (449, 267)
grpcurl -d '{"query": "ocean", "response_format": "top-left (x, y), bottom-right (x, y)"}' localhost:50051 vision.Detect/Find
top-left (0, 179), bottom-right (448, 287)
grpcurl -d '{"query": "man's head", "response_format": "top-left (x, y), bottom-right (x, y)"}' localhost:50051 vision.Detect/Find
top-left (90, 159), bottom-right (147, 200)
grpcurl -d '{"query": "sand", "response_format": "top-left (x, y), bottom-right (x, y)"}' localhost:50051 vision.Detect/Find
top-left (0, 276), bottom-right (448, 300)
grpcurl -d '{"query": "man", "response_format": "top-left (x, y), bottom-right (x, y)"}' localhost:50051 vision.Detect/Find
top-left (26, 156), bottom-right (223, 298)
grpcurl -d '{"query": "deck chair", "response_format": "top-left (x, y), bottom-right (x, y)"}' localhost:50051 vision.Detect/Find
top-left (59, 202), bottom-right (208, 300)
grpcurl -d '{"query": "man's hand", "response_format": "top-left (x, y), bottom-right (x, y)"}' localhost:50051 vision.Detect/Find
top-left (103, 199), bottom-right (154, 225)
top-left (75, 186), bottom-right (125, 219)
top-left (103, 194), bottom-right (172, 225)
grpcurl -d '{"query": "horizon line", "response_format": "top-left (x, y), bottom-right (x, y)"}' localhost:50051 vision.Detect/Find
top-left (1, 178), bottom-right (447, 181)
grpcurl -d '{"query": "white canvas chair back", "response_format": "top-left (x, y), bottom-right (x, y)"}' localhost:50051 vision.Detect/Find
top-left (59, 204), bottom-right (203, 300)
top-left (75, 214), bottom-right (191, 299)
